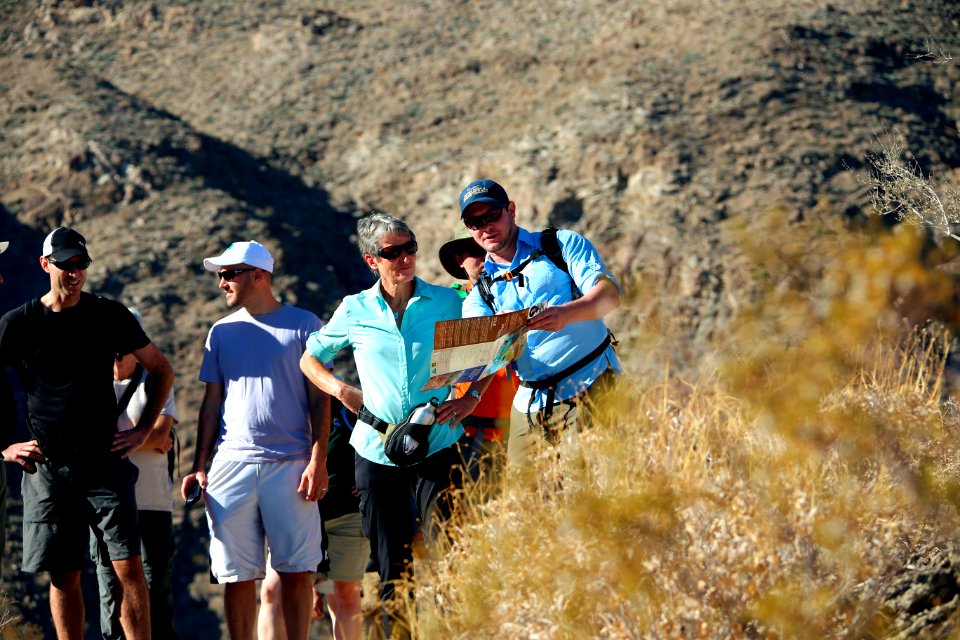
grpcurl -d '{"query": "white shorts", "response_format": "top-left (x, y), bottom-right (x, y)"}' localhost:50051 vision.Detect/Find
top-left (205, 458), bottom-right (324, 583)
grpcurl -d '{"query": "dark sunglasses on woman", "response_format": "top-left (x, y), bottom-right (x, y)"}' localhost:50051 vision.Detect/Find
top-left (376, 240), bottom-right (418, 260)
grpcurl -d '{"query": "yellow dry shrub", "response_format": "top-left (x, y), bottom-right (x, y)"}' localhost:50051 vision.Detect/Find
top-left (407, 213), bottom-right (960, 639)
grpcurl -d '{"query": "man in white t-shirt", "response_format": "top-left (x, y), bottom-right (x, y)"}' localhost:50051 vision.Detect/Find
top-left (182, 241), bottom-right (329, 640)
top-left (90, 307), bottom-right (180, 639)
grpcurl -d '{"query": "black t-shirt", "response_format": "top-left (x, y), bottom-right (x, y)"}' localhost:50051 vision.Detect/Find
top-left (0, 292), bottom-right (149, 465)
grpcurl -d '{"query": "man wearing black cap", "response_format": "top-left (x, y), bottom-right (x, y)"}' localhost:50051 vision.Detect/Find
top-left (0, 227), bottom-right (174, 640)
top-left (457, 179), bottom-right (622, 470)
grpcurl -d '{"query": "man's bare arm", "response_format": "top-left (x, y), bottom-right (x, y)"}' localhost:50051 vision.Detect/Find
top-left (181, 381), bottom-right (223, 499)
top-left (298, 382), bottom-right (330, 501)
top-left (300, 351), bottom-right (363, 413)
top-left (526, 276), bottom-right (620, 333)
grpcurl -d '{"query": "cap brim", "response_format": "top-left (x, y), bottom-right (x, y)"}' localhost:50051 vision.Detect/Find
top-left (460, 196), bottom-right (503, 216)
top-left (203, 257), bottom-right (238, 272)
top-left (0, 241), bottom-right (8, 254)
top-left (48, 248), bottom-right (88, 262)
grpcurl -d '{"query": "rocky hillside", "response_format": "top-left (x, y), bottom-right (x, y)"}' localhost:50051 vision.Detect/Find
top-left (1, 0), bottom-right (958, 636)
top-left (3, 0), bottom-right (959, 392)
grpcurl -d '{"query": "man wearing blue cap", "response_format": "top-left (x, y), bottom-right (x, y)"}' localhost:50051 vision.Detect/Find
top-left (0, 227), bottom-right (174, 639)
top-left (457, 180), bottom-right (622, 469)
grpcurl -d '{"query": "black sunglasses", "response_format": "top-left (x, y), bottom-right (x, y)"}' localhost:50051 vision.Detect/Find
top-left (49, 256), bottom-right (92, 271)
top-left (376, 240), bottom-right (418, 260)
top-left (462, 207), bottom-right (504, 231)
top-left (217, 267), bottom-right (256, 281)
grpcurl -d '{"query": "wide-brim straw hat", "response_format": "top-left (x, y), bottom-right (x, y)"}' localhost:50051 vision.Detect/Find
top-left (438, 228), bottom-right (482, 280)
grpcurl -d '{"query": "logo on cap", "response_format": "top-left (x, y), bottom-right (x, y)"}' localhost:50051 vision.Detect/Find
top-left (461, 185), bottom-right (488, 203)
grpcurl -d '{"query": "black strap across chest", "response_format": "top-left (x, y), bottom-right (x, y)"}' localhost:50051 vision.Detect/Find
top-left (475, 226), bottom-right (578, 313)
top-left (116, 364), bottom-right (145, 419)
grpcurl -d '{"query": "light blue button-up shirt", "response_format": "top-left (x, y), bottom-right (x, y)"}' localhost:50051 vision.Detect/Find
top-left (305, 277), bottom-right (464, 466)
top-left (463, 227), bottom-right (621, 412)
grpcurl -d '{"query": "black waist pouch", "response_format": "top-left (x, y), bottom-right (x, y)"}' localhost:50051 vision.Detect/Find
top-left (359, 399), bottom-right (438, 467)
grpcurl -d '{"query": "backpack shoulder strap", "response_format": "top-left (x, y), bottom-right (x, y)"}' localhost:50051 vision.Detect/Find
top-left (116, 364), bottom-right (145, 419)
top-left (539, 226), bottom-right (569, 275)
top-left (475, 227), bottom-right (577, 310)
top-left (475, 272), bottom-right (498, 313)
top-left (540, 226), bottom-right (582, 299)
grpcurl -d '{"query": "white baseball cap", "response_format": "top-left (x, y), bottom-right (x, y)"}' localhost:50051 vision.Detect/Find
top-left (0, 241), bottom-right (8, 254)
top-left (203, 241), bottom-right (274, 273)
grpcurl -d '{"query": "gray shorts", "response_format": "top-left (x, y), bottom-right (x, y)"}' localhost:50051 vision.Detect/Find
top-left (316, 512), bottom-right (369, 584)
top-left (22, 459), bottom-right (140, 573)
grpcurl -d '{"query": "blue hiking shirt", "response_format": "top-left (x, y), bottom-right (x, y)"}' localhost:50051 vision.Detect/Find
top-left (462, 227), bottom-right (621, 413)
top-left (305, 278), bottom-right (464, 466)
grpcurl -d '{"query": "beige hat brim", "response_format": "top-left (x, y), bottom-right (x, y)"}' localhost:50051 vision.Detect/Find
top-left (438, 237), bottom-right (481, 280)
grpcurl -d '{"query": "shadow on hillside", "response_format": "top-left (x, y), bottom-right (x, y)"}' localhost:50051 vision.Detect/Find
top-left (0, 209), bottom-right (48, 315)
top-left (73, 72), bottom-right (372, 317)
top-left (172, 506), bottom-right (221, 638)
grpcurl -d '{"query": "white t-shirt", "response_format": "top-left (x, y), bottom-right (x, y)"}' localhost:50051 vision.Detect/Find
top-left (115, 371), bottom-right (179, 512)
top-left (199, 304), bottom-right (322, 463)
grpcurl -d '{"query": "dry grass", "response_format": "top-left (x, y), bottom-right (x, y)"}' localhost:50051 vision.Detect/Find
top-left (413, 336), bottom-right (958, 638)
top-left (399, 196), bottom-right (960, 638)
top-left (0, 595), bottom-right (43, 640)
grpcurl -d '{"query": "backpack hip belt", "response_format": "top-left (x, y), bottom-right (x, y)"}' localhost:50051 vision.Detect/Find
top-left (519, 333), bottom-right (613, 421)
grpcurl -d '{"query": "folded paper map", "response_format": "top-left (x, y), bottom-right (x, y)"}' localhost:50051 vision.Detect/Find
top-left (422, 303), bottom-right (545, 390)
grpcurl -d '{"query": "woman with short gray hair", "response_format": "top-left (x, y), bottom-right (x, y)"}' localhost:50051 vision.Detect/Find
top-left (356, 212), bottom-right (417, 263)
top-left (301, 211), bottom-right (484, 636)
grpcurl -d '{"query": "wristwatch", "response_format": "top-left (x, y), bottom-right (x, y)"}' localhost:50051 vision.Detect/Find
top-left (467, 389), bottom-right (482, 400)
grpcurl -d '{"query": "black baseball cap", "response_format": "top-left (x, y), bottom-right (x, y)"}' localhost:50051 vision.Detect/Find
top-left (42, 227), bottom-right (91, 262)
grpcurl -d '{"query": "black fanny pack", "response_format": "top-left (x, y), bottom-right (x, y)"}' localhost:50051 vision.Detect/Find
top-left (358, 399), bottom-right (438, 467)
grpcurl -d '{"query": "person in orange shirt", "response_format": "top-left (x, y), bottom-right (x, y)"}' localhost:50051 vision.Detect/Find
top-left (439, 230), bottom-right (518, 484)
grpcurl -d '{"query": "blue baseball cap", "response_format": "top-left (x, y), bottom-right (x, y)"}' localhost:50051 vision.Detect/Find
top-left (459, 179), bottom-right (509, 216)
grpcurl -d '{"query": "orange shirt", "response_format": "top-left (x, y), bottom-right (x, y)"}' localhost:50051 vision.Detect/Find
top-left (455, 366), bottom-right (518, 420)
top-left (450, 280), bottom-right (518, 425)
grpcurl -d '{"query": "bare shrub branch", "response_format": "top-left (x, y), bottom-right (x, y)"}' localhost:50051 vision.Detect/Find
top-left (864, 130), bottom-right (960, 243)
top-left (909, 36), bottom-right (954, 65)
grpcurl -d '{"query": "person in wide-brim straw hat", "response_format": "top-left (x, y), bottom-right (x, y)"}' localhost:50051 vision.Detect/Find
top-left (438, 226), bottom-right (517, 486)
top-left (438, 228), bottom-right (486, 283)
